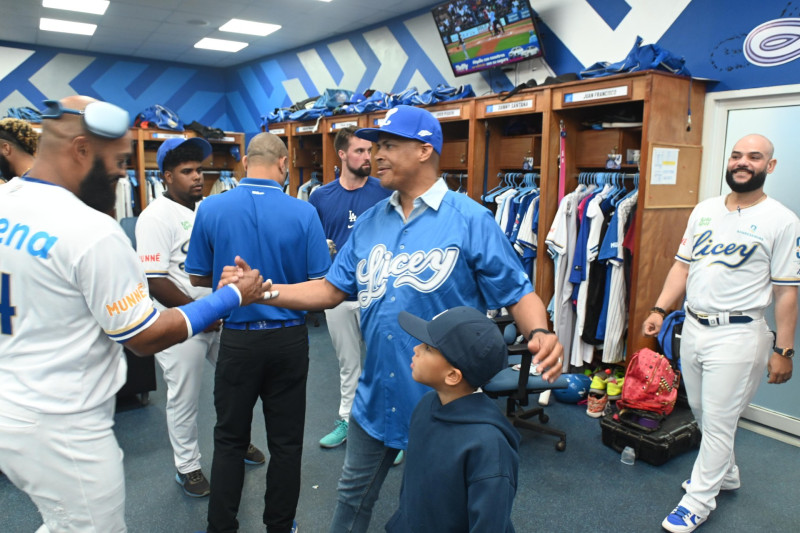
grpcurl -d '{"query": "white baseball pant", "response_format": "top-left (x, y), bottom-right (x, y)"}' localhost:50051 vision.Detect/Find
top-left (677, 312), bottom-right (772, 517)
top-left (155, 330), bottom-right (219, 474)
top-left (0, 397), bottom-right (126, 533)
top-left (324, 300), bottom-right (363, 421)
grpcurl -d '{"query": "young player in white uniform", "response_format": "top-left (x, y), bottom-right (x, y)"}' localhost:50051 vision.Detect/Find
top-left (136, 137), bottom-right (265, 498)
top-left (0, 96), bottom-right (268, 533)
top-left (644, 134), bottom-right (799, 533)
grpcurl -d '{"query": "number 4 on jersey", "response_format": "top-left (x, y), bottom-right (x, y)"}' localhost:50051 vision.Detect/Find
top-left (1, 272), bottom-right (16, 335)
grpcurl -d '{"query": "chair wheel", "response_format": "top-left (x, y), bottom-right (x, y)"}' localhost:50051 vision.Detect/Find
top-left (539, 413), bottom-right (549, 424)
top-left (556, 440), bottom-right (566, 452)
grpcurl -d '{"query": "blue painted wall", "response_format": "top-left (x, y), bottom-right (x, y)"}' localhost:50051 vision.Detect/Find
top-left (2, 0), bottom-right (799, 137)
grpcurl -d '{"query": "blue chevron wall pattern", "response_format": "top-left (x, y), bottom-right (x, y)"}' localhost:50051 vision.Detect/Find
top-left (2, 0), bottom-right (799, 137)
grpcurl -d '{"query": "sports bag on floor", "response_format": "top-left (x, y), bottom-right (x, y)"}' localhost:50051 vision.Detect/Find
top-left (617, 347), bottom-right (680, 417)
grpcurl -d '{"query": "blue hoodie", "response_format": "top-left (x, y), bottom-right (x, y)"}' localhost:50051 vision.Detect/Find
top-left (386, 390), bottom-right (520, 532)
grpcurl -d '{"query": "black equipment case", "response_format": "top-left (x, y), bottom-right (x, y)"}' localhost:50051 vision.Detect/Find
top-left (600, 404), bottom-right (701, 466)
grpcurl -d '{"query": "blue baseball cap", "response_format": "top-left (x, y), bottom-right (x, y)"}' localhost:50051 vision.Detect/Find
top-left (157, 137), bottom-right (212, 172)
top-left (356, 105), bottom-right (443, 155)
top-left (398, 306), bottom-right (507, 388)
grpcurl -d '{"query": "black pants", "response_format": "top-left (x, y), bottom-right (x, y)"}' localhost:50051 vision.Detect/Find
top-left (207, 325), bottom-right (309, 533)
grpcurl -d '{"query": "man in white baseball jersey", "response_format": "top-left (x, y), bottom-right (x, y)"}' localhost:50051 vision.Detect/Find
top-left (136, 137), bottom-right (265, 498)
top-left (644, 134), bottom-right (799, 533)
top-left (309, 127), bottom-right (390, 449)
top-left (0, 95), bottom-right (268, 533)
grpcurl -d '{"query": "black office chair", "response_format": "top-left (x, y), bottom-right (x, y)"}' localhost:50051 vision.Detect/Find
top-left (483, 315), bottom-right (569, 451)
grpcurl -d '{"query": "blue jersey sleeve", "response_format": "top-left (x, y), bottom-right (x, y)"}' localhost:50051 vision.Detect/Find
top-left (467, 208), bottom-right (533, 309)
top-left (306, 208), bottom-right (332, 279)
top-left (326, 230), bottom-right (358, 295)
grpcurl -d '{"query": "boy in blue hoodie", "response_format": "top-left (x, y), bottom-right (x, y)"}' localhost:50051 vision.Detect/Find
top-left (387, 306), bottom-right (520, 532)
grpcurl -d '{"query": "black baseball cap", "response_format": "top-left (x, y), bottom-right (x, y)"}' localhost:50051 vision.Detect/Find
top-left (398, 306), bottom-right (507, 388)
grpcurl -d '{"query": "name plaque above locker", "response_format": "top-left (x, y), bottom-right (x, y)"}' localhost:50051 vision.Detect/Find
top-left (151, 132), bottom-right (188, 139)
top-left (221, 136), bottom-right (236, 142)
top-left (431, 108), bottom-right (462, 119)
top-left (330, 121), bottom-right (358, 131)
top-left (485, 99), bottom-right (534, 114)
top-left (296, 125), bottom-right (318, 133)
top-left (564, 85), bottom-right (629, 104)
top-left (269, 127), bottom-right (286, 135)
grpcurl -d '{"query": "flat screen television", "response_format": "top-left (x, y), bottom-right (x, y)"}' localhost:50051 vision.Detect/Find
top-left (431, 0), bottom-right (544, 77)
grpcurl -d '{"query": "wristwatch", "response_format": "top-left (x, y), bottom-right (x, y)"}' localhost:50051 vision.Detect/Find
top-left (773, 347), bottom-right (795, 359)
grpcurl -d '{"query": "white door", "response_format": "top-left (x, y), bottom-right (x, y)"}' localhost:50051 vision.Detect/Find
top-left (725, 105), bottom-right (800, 423)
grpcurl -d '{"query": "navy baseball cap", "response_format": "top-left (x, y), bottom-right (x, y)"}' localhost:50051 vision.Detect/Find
top-left (356, 105), bottom-right (443, 155)
top-left (157, 137), bottom-right (212, 172)
top-left (398, 306), bottom-right (507, 388)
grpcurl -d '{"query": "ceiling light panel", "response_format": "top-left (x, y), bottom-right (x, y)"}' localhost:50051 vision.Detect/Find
top-left (42, 0), bottom-right (110, 15)
top-left (40, 18), bottom-right (97, 35)
top-left (220, 18), bottom-right (281, 37)
top-left (194, 38), bottom-right (248, 53)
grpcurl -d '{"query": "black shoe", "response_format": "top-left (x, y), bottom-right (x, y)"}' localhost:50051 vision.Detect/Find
top-left (244, 443), bottom-right (266, 465)
top-left (175, 469), bottom-right (210, 497)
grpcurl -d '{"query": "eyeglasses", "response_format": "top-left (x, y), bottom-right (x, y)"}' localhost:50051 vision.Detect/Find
top-left (40, 99), bottom-right (130, 139)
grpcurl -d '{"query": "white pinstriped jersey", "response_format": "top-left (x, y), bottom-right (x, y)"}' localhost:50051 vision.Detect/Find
top-left (676, 196), bottom-right (800, 313)
top-left (135, 195), bottom-right (210, 310)
top-left (0, 178), bottom-right (159, 413)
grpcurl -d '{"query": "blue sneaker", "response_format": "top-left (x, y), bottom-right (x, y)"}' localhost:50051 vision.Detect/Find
top-left (291, 519), bottom-right (298, 532)
top-left (319, 419), bottom-right (348, 448)
top-left (662, 505), bottom-right (706, 532)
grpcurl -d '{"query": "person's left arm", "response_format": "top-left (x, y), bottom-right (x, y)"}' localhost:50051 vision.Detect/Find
top-left (466, 473), bottom-right (517, 532)
top-left (767, 284), bottom-right (797, 384)
top-left (508, 292), bottom-right (563, 382)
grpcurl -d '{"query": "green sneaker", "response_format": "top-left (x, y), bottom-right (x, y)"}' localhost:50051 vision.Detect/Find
top-left (393, 450), bottom-right (404, 466)
top-left (320, 419), bottom-right (348, 448)
top-left (589, 368), bottom-right (609, 392)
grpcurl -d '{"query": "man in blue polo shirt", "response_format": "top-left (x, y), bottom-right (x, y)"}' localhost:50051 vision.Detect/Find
top-left (221, 106), bottom-right (565, 533)
top-left (185, 132), bottom-right (330, 533)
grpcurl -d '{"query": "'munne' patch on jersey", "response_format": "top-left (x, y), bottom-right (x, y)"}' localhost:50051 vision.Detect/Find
top-left (106, 282), bottom-right (148, 316)
top-left (0, 217), bottom-right (59, 259)
top-left (140, 253), bottom-right (161, 263)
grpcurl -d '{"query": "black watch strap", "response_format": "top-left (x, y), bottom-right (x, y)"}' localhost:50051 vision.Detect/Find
top-left (774, 347), bottom-right (795, 358)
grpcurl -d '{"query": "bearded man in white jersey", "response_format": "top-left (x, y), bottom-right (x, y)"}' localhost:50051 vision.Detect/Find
top-left (644, 134), bottom-right (799, 533)
top-left (0, 95), bottom-right (268, 533)
top-left (136, 138), bottom-right (265, 499)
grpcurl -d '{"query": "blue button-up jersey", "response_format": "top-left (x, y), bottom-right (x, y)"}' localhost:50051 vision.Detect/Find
top-left (326, 179), bottom-right (533, 448)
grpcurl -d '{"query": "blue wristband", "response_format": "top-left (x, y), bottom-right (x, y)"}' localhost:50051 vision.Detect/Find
top-left (178, 285), bottom-right (241, 336)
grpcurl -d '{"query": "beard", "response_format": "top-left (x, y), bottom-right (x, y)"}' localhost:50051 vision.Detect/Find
top-left (347, 161), bottom-right (371, 178)
top-left (78, 157), bottom-right (118, 213)
top-left (725, 167), bottom-right (767, 193)
top-left (0, 155), bottom-right (12, 180)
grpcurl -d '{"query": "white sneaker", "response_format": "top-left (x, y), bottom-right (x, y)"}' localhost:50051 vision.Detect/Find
top-left (662, 505), bottom-right (707, 532)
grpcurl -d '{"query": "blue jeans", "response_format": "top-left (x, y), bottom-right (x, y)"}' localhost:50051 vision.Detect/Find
top-left (329, 418), bottom-right (401, 533)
